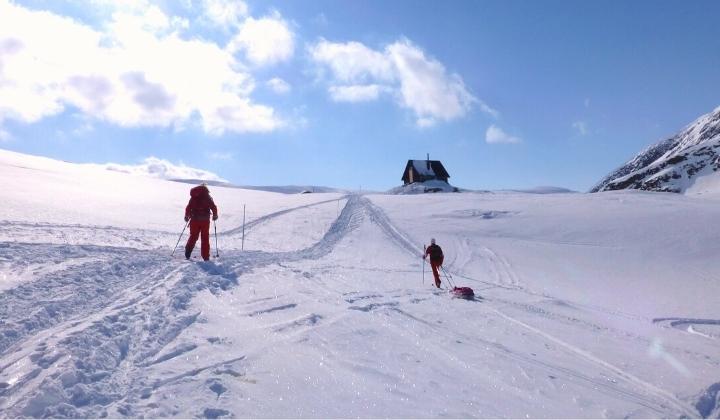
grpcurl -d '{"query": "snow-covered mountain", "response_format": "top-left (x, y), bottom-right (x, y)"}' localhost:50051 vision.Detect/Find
top-left (591, 106), bottom-right (720, 193)
top-left (1, 148), bottom-right (720, 418)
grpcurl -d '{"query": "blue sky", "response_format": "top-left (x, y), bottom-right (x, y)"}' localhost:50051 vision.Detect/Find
top-left (0, 0), bottom-right (718, 191)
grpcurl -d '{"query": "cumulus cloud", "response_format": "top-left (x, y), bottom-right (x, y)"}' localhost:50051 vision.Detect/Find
top-left (266, 77), bottom-right (291, 94)
top-left (202, 0), bottom-right (248, 29)
top-left (486, 124), bottom-right (521, 144)
top-left (328, 85), bottom-right (384, 102)
top-left (387, 40), bottom-right (477, 126)
top-left (309, 39), bottom-right (394, 83)
top-left (96, 157), bottom-right (227, 182)
top-left (227, 11), bottom-right (294, 66)
top-left (309, 38), bottom-right (494, 127)
top-left (0, 0), bottom-right (282, 134)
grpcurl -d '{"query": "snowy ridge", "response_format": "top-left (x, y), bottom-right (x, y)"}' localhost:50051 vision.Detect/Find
top-left (591, 106), bottom-right (720, 193)
top-left (1, 149), bottom-right (719, 418)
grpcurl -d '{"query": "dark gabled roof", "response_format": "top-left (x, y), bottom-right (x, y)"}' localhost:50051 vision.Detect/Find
top-left (401, 160), bottom-right (450, 181)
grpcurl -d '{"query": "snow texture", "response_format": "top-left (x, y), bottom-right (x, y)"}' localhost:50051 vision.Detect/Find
top-left (388, 179), bottom-right (458, 194)
top-left (591, 106), bottom-right (720, 194)
top-left (411, 160), bottom-right (436, 177)
top-left (0, 148), bottom-right (719, 418)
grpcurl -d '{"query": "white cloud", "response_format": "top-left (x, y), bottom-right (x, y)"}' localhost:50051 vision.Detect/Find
top-left (227, 12), bottom-right (294, 66)
top-left (202, 0), bottom-right (248, 29)
top-left (328, 85), bottom-right (384, 102)
top-left (266, 77), bottom-right (291, 94)
top-left (0, 0), bottom-right (282, 134)
top-left (416, 117), bottom-right (437, 128)
top-left (486, 124), bottom-right (521, 144)
top-left (96, 157), bottom-right (227, 181)
top-left (572, 120), bottom-right (589, 136)
top-left (309, 39), bottom-right (394, 83)
top-left (309, 38), bottom-right (491, 127)
top-left (478, 101), bottom-right (500, 119)
top-left (387, 39), bottom-right (477, 127)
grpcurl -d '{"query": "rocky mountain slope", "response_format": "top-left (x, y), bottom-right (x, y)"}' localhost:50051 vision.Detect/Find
top-left (591, 106), bottom-right (720, 193)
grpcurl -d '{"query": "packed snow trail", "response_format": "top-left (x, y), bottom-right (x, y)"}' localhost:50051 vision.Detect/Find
top-left (357, 197), bottom-right (704, 418)
top-left (0, 193), bottom-right (716, 417)
top-left (0, 196), bottom-right (364, 417)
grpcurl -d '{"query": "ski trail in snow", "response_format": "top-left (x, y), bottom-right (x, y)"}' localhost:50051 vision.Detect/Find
top-left (480, 246), bottom-right (521, 288)
top-left (492, 309), bottom-right (700, 418)
top-left (221, 197), bottom-right (347, 236)
top-left (0, 196), bottom-right (346, 251)
top-left (0, 221), bottom-right (175, 249)
top-left (349, 290), bottom-right (680, 417)
top-left (355, 199), bottom-right (705, 417)
top-left (0, 243), bottom-right (179, 354)
top-left (0, 255), bottom-right (245, 417)
top-left (653, 318), bottom-right (719, 340)
top-left (1, 193), bottom-right (712, 417)
top-left (0, 196), bottom-right (367, 417)
top-left (361, 197), bottom-right (422, 257)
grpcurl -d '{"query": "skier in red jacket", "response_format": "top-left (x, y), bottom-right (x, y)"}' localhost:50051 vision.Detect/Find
top-left (184, 183), bottom-right (218, 261)
top-left (424, 238), bottom-right (444, 288)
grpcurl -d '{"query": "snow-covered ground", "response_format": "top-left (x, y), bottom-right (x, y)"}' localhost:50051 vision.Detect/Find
top-left (1, 149), bottom-right (719, 418)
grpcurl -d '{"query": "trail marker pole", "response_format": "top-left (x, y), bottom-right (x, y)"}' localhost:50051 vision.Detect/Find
top-left (241, 204), bottom-right (246, 251)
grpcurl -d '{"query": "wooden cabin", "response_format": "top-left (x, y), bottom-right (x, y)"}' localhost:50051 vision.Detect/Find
top-left (401, 157), bottom-right (450, 185)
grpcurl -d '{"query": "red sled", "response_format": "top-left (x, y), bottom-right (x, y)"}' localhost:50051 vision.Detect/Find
top-left (451, 286), bottom-right (475, 299)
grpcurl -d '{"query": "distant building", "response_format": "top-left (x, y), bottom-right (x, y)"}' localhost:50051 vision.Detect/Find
top-left (401, 155), bottom-right (450, 185)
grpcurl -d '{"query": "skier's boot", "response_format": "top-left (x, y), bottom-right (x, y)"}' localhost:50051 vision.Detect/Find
top-left (185, 247), bottom-right (192, 260)
top-left (435, 279), bottom-right (441, 288)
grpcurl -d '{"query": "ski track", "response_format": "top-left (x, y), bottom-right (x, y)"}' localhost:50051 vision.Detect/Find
top-left (361, 196), bottom-right (704, 418)
top-left (0, 194), bottom-right (709, 418)
top-left (220, 197), bottom-right (346, 237)
top-left (0, 195), bottom-right (363, 417)
top-left (653, 318), bottom-right (720, 340)
top-left (0, 196), bottom-right (345, 251)
top-left (492, 310), bottom-right (699, 417)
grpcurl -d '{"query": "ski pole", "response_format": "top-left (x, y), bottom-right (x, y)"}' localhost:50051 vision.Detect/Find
top-left (214, 219), bottom-right (219, 258)
top-left (171, 219), bottom-right (190, 257)
top-left (422, 245), bottom-right (426, 285)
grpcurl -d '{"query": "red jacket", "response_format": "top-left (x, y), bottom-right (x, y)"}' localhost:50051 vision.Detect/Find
top-left (185, 185), bottom-right (218, 221)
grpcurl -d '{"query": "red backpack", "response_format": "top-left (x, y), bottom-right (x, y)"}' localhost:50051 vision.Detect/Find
top-left (187, 186), bottom-right (214, 220)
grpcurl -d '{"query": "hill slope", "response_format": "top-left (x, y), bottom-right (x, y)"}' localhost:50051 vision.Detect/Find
top-left (591, 106), bottom-right (720, 193)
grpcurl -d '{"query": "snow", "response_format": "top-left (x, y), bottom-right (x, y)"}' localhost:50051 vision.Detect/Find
top-left (1, 149), bottom-right (719, 418)
top-left (388, 179), bottom-right (457, 194)
top-left (411, 160), bottom-right (436, 176)
top-left (593, 106), bottom-right (720, 194)
top-left (502, 186), bottom-right (576, 194)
